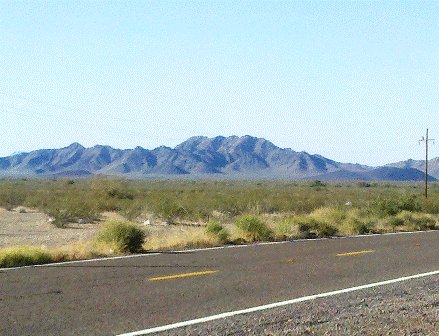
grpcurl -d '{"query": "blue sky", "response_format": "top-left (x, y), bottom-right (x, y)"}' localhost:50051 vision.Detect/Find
top-left (0, 1), bottom-right (438, 166)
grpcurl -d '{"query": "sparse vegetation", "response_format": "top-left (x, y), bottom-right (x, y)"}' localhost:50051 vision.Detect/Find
top-left (0, 178), bottom-right (439, 267)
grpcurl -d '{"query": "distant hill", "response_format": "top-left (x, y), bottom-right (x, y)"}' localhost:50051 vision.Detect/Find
top-left (315, 167), bottom-right (436, 182)
top-left (0, 135), bottom-right (434, 181)
top-left (386, 158), bottom-right (439, 179)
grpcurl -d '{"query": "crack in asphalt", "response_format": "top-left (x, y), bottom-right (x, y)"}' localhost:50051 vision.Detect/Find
top-left (1, 289), bottom-right (63, 301)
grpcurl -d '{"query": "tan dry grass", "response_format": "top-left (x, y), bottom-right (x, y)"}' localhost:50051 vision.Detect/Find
top-left (0, 245), bottom-right (53, 267)
top-left (143, 226), bottom-right (219, 251)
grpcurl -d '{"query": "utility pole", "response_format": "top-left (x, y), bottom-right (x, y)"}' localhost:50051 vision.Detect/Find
top-left (419, 128), bottom-right (434, 198)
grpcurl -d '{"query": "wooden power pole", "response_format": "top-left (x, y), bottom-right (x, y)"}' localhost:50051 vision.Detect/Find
top-left (419, 128), bottom-right (434, 198)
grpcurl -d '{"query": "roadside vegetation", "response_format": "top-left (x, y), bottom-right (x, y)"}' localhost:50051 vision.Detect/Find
top-left (1, 178), bottom-right (439, 267)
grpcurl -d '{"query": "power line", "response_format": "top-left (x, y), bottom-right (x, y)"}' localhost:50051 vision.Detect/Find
top-left (0, 90), bottom-right (202, 134)
top-left (1, 105), bottom-right (187, 145)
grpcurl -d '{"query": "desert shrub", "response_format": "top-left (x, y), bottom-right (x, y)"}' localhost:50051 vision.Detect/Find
top-left (314, 221), bottom-right (338, 237)
top-left (398, 194), bottom-right (421, 212)
top-left (338, 208), bottom-right (374, 235)
top-left (158, 200), bottom-right (188, 223)
top-left (386, 211), bottom-right (437, 231)
top-left (107, 187), bottom-right (134, 200)
top-left (296, 218), bottom-right (314, 234)
top-left (0, 246), bottom-right (53, 267)
top-left (343, 217), bottom-right (371, 235)
top-left (276, 216), bottom-right (297, 238)
top-left (397, 211), bottom-right (415, 224)
top-left (206, 220), bottom-right (229, 243)
top-left (421, 198), bottom-right (439, 214)
top-left (310, 180), bottom-right (326, 188)
top-left (411, 214), bottom-right (436, 230)
top-left (357, 182), bottom-right (371, 188)
top-left (235, 215), bottom-right (273, 241)
top-left (371, 194), bottom-right (421, 217)
top-left (120, 202), bottom-right (143, 221)
top-left (45, 201), bottom-right (100, 228)
top-left (276, 213), bottom-right (338, 239)
top-left (386, 217), bottom-right (405, 230)
top-left (0, 190), bottom-right (26, 210)
top-left (287, 215), bottom-right (338, 238)
top-left (96, 220), bottom-right (146, 253)
top-left (372, 198), bottom-right (400, 217)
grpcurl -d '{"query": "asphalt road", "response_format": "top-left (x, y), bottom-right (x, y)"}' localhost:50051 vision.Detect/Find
top-left (1, 231), bottom-right (438, 335)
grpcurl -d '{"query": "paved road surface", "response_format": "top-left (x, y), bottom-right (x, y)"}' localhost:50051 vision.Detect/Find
top-left (1, 231), bottom-right (438, 335)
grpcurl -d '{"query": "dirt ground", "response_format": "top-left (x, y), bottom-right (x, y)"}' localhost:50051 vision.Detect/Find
top-left (0, 207), bottom-right (100, 248)
top-left (0, 207), bottom-right (205, 250)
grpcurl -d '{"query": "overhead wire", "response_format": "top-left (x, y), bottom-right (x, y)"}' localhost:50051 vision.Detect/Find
top-left (1, 104), bottom-right (187, 146)
top-left (0, 90), bottom-right (204, 136)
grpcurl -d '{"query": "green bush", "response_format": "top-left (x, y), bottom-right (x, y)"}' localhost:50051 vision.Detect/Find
top-left (206, 220), bottom-right (230, 243)
top-left (158, 200), bottom-right (188, 223)
top-left (314, 222), bottom-right (338, 237)
top-left (398, 194), bottom-right (421, 212)
top-left (45, 202), bottom-right (100, 228)
top-left (96, 220), bottom-right (146, 253)
top-left (372, 198), bottom-right (400, 217)
top-left (0, 246), bottom-right (53, 267)
top-left (235, 215), bottom-right (273, 242)
top-left (371, 194), bottom-right (421, 217)
top-left (310, 180), bottom-right (327, 188)
top-left (0, 190), bottom-right (26, 211)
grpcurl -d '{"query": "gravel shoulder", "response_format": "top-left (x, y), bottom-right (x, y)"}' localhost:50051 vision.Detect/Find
top-left (160, 275), bottom-right (438, 336)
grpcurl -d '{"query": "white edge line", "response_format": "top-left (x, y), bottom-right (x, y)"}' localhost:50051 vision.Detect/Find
top-left (117, 269), bottom-right (439, 336)
top-left (0, 229), bottom-right (437, 271)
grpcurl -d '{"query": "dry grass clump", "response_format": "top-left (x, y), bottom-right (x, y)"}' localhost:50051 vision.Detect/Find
top-left (275, 207), bottom-right (374, 238)
top-left (309, 207), bottom-right (346, 225)
top-left (143, 227), bottom-right (219, 251)
top-left (50, 241), bottom-right (123, 261)
top-left (276, 210), bottom-right (339, 239)
top-left (0, 246), bottom-right (53, 267)
top-left (387, 211), bottom-right (437, 231)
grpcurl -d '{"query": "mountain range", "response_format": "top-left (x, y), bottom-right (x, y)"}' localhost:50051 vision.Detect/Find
top-left (0, 135), bottom-right (436, 181)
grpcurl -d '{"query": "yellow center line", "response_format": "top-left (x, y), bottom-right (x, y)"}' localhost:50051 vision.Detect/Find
top-left (148, 270), bottom-right (218, 281)
top-left (336, 250), bottom-right (375, 257)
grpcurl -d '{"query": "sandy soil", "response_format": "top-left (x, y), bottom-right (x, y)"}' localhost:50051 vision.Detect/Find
top-left (0, 207), bottom-right (197, 249)
top-left (0, 207), bottom-right (100, 248)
